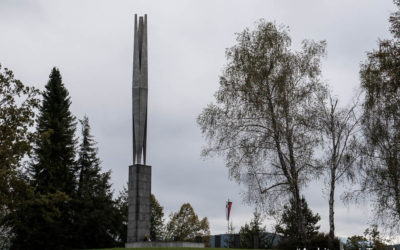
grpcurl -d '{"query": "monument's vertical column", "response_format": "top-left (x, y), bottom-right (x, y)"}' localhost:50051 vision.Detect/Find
top-left (127, 165), bottom-right (138, 242)
top-left (127, 164), bottom-right (151, 243)
top-left (126, 14), bottom-right (151, 247)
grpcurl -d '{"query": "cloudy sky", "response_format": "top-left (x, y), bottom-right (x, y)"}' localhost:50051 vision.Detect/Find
top-left (0, 0), bottom-right (396, 239)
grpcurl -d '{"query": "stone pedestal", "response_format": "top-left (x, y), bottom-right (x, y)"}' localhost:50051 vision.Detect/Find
top-left (126, 164), bottom-right (151, 244)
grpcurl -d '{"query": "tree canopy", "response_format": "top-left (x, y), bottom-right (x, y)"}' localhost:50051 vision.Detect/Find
top-left (0, 64), bottom-right (39, 247)
top-left (13, 67), bottom-right (77, 248)
top-left (165, 203), bottom-right (210, 243)
top-left (30, 67), bottom-right (77, 196)
top-left (151, 194), bottom-right (165, 241)
top-left (359, 0), bottom-right (400, 232)
top-left (318, 94), bottom-right (359, 248)
top-left (198, 20), bottom-right (327, 246)
top-left (72, 116), bottom-right (117, 248)
top-left (7, 68), bottom-right (125, 249)
top-left (345, 235), bottom-right (368, 250)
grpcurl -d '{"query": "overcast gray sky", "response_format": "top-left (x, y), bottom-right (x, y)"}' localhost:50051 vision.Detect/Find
top-left (0, 0), bottom-right (396, 239)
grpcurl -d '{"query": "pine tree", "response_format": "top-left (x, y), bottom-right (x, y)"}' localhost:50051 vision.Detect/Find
top-left (72, 116), bottom-right (117, 248)
top-left (30, 67), bottom-right (77, 196)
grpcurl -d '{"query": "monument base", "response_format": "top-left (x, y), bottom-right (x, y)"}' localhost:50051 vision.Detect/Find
top-left (127, 164), bottom-right (152, 243)
top-left (125, 241), bottom-right (205, 248)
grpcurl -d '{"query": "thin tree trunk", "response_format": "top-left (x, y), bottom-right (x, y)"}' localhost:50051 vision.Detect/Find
top-left (328, 101), bottom-right (337, 250)
top-left (293, 184), bottom-right (307, 248)
top-left (328, 167), bottom-right (336, 250)
top-left (266, 84), bottom-right (307, 247)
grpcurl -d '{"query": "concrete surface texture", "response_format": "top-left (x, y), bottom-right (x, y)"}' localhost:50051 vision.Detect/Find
top-left (132, 13), bottom-right (148, 165)
top-left (127, 164), bottom-right (152, 243)
top-left (127, 14), bottom-right (152, 245)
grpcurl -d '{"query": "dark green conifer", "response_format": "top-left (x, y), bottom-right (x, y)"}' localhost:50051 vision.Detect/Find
top-left (13, 67), bottom-right (77, 249)
top-left (30, 67), bottom-right (77, 196)
top-left (73, 116), bottom-right (117, 248)
top-left (76, 116), bottom-right (104, 198)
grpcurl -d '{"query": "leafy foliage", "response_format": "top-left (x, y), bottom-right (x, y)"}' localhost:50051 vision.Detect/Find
top-left (359, 0), bottom-right (400, 232)
top-left (198, 20), bottom-right (327, 246)
top-left (114, 186), bottom-right (128, 246)
top-left (364, 224), bottom-right (387, 250)
top-left (112, 189), bottom-right (163, 245)
top-left (0, 64), bottom-right (39, 247)
top-left (151, 194), bottom-right (165, 241)
top-left (0, 64), bottom-right (39, 204)
top-left (345, 235), bottom-right (368, 250)
top-left (165, 203), bottom-right (210, 243)
top-left (318, 94), bottom-right (360, 248)
top-left (345, 226), bottom-right (387, 250)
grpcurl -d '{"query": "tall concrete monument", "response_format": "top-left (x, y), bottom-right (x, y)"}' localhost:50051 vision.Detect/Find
top-left (132, 14), bottom-right (148, 165)
top-left (125, 14), bottom-right (205, 249)
top-left (126, 14), bottom-right (151, 246)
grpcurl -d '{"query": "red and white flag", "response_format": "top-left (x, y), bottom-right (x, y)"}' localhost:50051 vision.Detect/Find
top-left (226, 200), bottom-right (232, 221)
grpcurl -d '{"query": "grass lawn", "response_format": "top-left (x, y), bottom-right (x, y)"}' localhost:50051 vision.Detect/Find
top-left (90, 248), bottom-right (279, 250)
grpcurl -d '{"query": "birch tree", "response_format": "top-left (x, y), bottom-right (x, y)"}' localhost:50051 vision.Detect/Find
top-left (197, 20), bottom-right (327, 247)
top-left (359, 0), bottom-right (400, 233)
top-left (319, 95), bottom-right (359, 248)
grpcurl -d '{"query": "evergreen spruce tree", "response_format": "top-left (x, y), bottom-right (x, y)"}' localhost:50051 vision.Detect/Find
top-left (76, 116), bottom-right (104, 198)
top-left (73, 115), bottom-right (117, 248)
top-left (30, 67), bottom-right (77, 195)
top-left (13, 67), bottom-right (77, 249)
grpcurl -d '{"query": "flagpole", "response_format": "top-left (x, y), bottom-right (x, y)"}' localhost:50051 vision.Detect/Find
top-left (227, 199), bottom-right (229, 233)
top-left (226, 199), bottom-right (232, 233)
